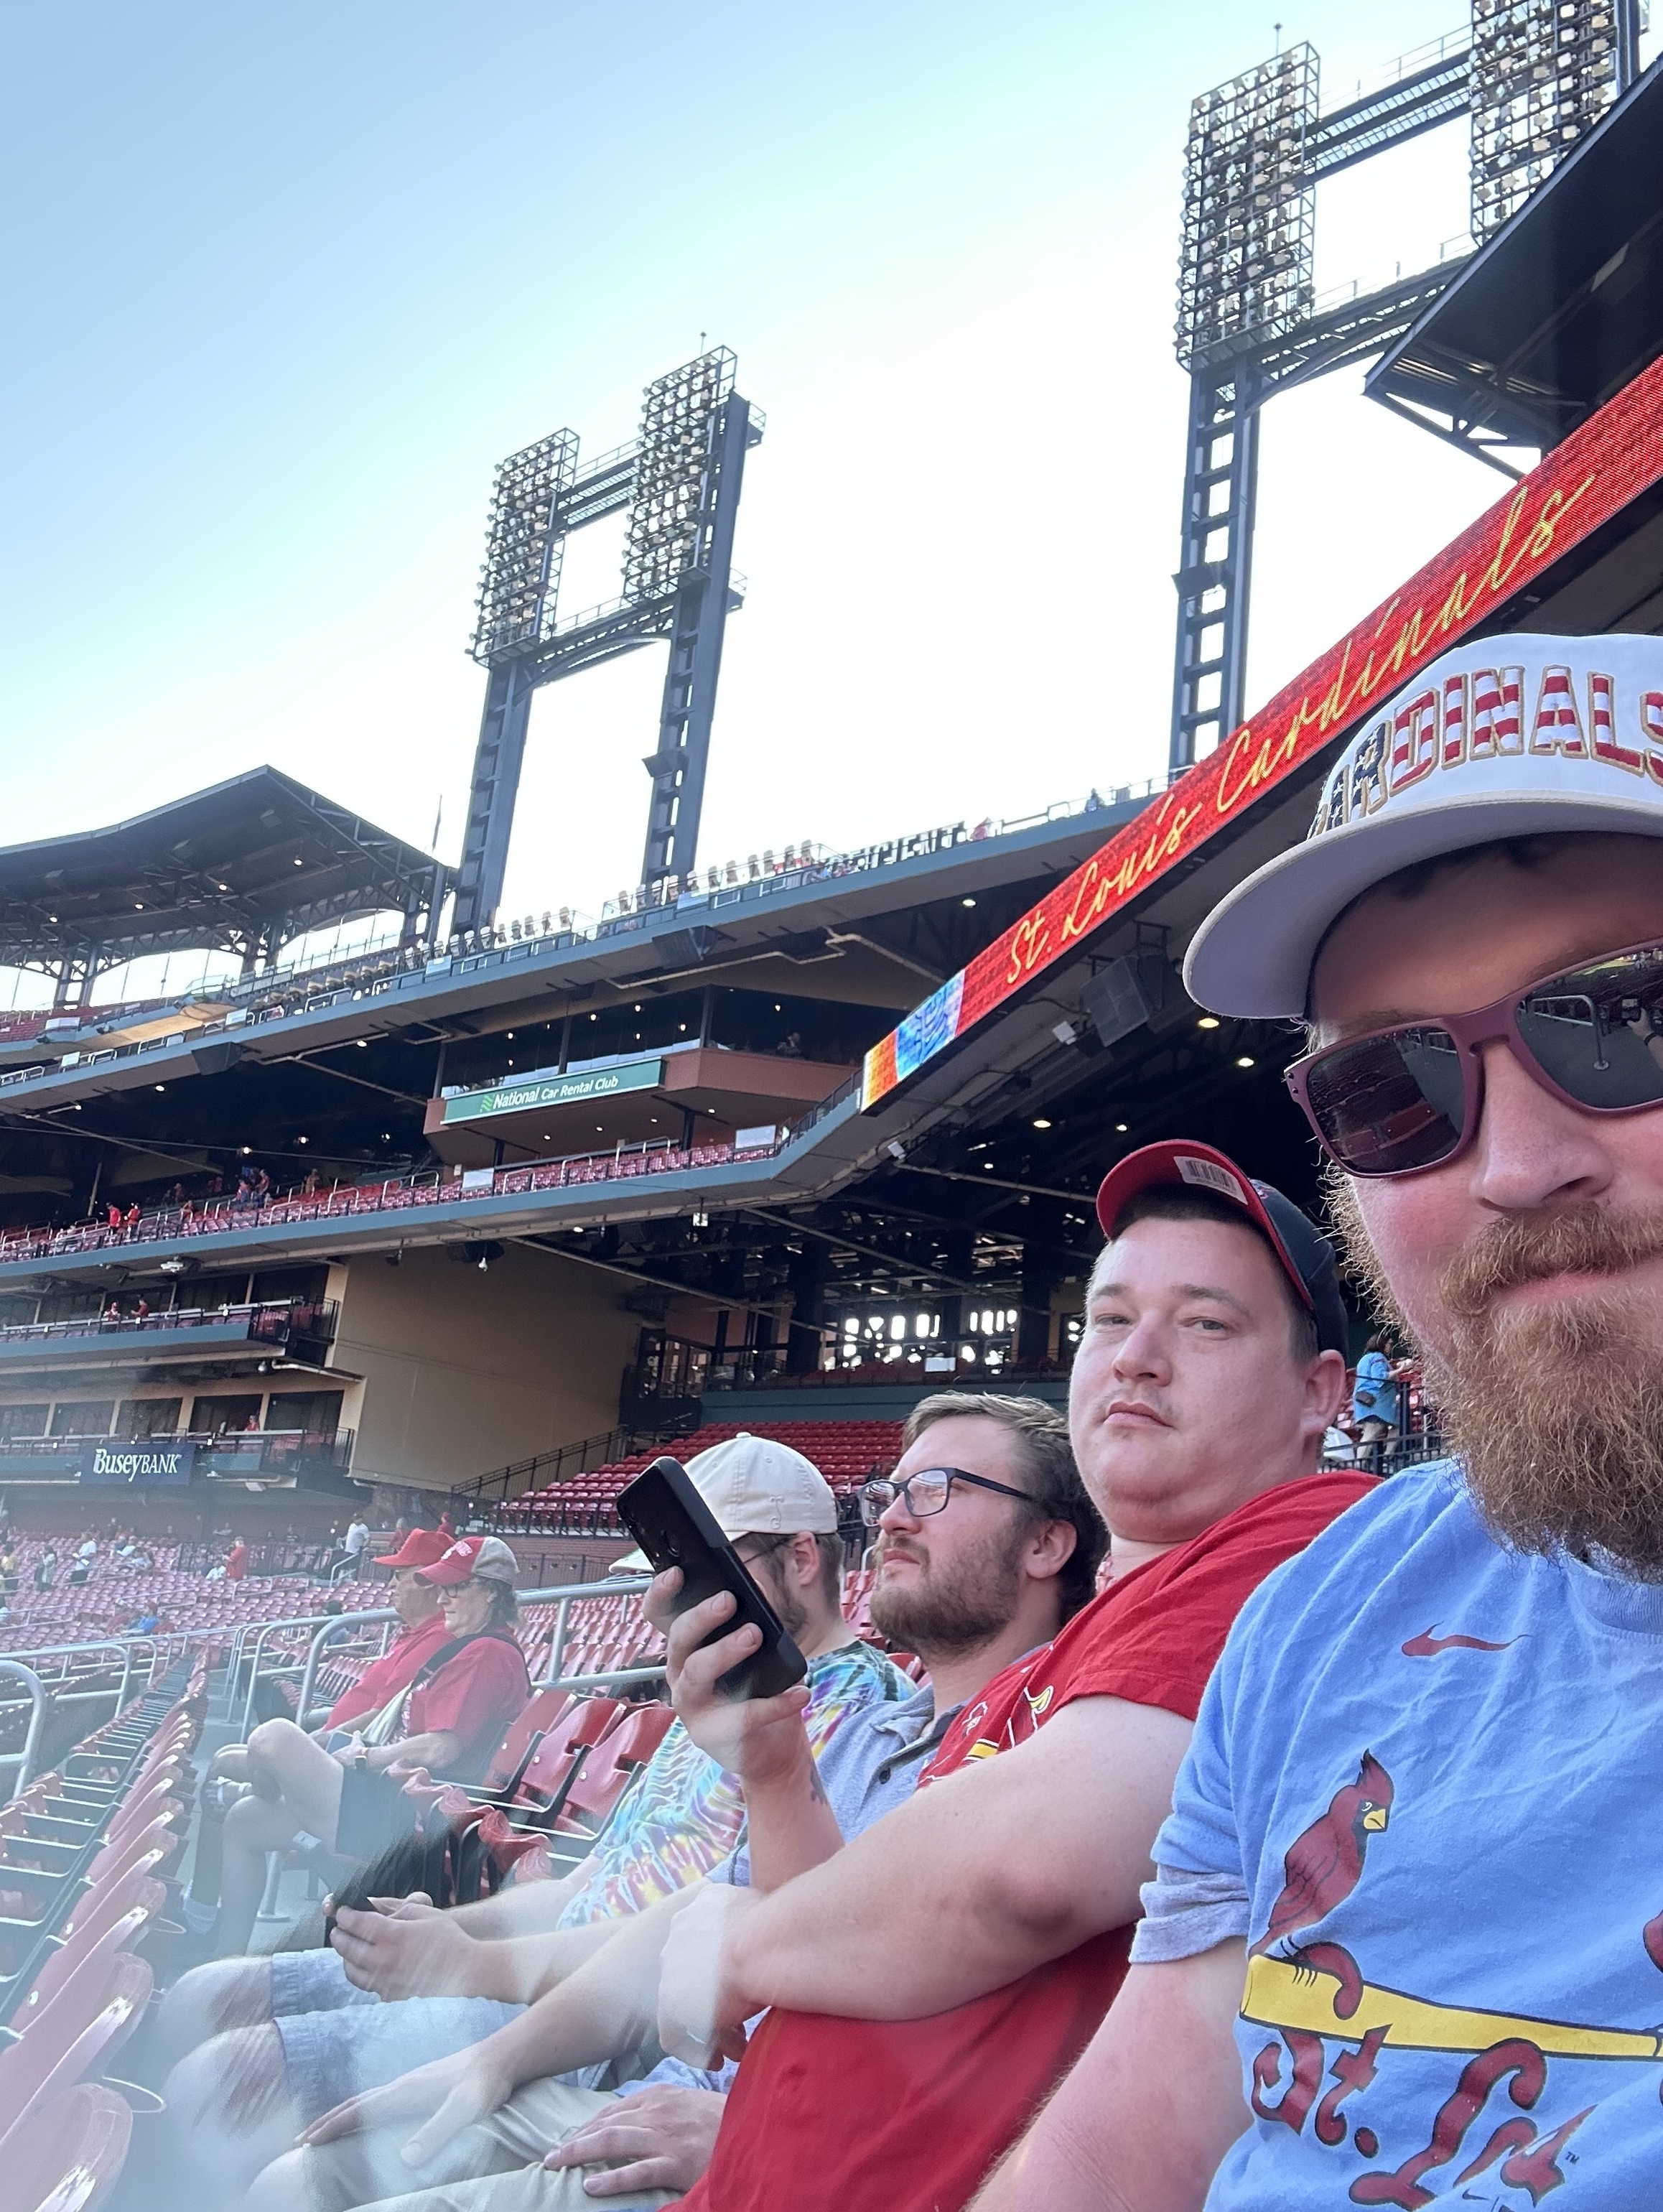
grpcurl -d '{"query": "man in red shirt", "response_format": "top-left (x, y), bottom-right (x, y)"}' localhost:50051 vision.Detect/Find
top-left (647, 1140), bottom-right (1370, 2212)
top-left (225, 1538), bottom-right (250, 1582)
top-left (318, 1528), bottom-right (452, 1731)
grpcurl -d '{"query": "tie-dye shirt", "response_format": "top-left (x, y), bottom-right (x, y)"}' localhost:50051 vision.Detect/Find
top-left (556, 1636), bottom-right (907, 1925)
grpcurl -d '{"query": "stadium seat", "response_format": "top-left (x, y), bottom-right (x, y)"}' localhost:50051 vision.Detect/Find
top-left (0, 1949), bottom-right (152, 2149)
top-left (5, 2081), bottom-right (133, 2212)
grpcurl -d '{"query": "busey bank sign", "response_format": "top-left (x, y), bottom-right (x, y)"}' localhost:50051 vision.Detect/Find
top-left (442, 1057), bottom-right (663, 1125)
top-left (83, 1439), bottom-right (196, 1486)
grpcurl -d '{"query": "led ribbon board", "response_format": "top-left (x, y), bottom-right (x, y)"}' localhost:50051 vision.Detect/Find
top-left (861, 349), bottom-right (1663, 1112)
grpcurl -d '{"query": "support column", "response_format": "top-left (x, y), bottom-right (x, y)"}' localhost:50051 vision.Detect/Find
top-left (1017, 1204), bottom-right (1063, 1366)
top-left (640, 398), bottom-right (754, 886)
top-left (1168, 363), bottom-right (1260, 775)
top-left (784, 1241), bottom-right (827, 1375)
top-left (452, 656), bottom-right (536, 937)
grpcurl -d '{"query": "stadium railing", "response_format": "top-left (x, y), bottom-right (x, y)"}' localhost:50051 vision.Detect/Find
top-left (0, 1089), bottom-right (860, 1268)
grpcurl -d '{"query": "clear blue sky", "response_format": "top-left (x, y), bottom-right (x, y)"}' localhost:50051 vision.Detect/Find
top-left (4, 1), bottom-right (1638, 942)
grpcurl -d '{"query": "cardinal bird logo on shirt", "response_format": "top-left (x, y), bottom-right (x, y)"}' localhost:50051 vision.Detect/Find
top-left (1251, 1752), bottom-right (1394, 1966)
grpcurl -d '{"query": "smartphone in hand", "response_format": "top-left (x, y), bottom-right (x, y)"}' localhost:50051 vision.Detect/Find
top-left (618, 1456), bottom-right (809, 1700)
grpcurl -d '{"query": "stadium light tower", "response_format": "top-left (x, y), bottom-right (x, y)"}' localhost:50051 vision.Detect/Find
top-left (1168, 0), bottom-right (1641, 774)
top-left (450, 347), bottom-right (763, 936)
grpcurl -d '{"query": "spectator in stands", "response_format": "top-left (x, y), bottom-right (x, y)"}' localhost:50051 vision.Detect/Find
top-left (210, 1535), bottom-right (533, 1956)
top-left (1349, 1328), bottom-right (1399, 1474)
top-left (969, 641), bottom-right (1663, 2209)
top-left (625, 1146), bottom-right (1356, 2212)
top-left (126, 1605), bottom-right (163, 1635)
top-left (342, 1515), bottom-right (372, 1573)
top-left (0, 1543), bottom-right (17, 1596)
top-left (33, 1546), bottom-right (57, 1591)
top-left (223, 1401), bottom-right (1097, 2211)
top-left (106, 1202), bottom-right (122, 1230)
top-left (159, 1436), bottom-right (909, 2198)
top-left (124, 1201), bottom-right (141, 1235)
top-left (225, 1537), bottom-right (250, 1581)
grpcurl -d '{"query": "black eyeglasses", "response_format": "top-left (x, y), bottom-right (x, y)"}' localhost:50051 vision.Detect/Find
top-left (860, 1467), bottom-right (1051, 1528)
top-left (1286, 937), bottom-right (1663, 1179)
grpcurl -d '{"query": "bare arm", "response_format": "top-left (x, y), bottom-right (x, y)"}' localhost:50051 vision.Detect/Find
top-left (666, 1696), bottom-right (1191, 2032)
top-left (648, 1578), bottom-right (845, 1892)
top-left (330, 1889), bottom-right (632, 2003)
top-left (970, 1947), bottom-right (1251, 2212)
top-left (302, 1883), bottom-right (705, 2162)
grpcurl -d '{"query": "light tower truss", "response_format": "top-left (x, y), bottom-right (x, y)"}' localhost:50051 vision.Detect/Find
top-left (1168, 4), bottom-right (1641, 773)
top-left (450, 347), bottom-right (763, 935)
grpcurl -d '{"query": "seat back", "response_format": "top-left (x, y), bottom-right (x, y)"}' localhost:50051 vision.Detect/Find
top-left (555, 1702), bottom-right (674, 1826)
top-left (514, 1698), bottom-right (623, 1804)
top-left (14, 1900), bottom-right (152, 2027)
top-left (480, 1690), bottom-right (574, 1791)
top-left (5, 2081), bottom-right (132, 2212)
top-left (0, 1951), bottom-right (152, 2148)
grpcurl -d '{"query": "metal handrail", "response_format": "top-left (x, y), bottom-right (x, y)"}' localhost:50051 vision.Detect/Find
top-left (236, 1612), bottom-right (393, 1739)
top-left (284, 1577), bottom-right (653, 1743)
top-left (0, 1663), bottom-right (47, 1801)
top-left (0, 1637), bottom-right (141, 1712)
top-left (536, 1662), bottom-right (666, 1693)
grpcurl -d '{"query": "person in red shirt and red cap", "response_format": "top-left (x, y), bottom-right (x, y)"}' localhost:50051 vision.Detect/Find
top-left (319, 1527), bottom-right (454, 1732)
top-left (211, 1534), bottom-right (531, 1957)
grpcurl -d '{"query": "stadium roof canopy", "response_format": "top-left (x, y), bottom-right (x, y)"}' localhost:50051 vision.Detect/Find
top-left (0, 766), bottom-right (447, 978)
top-left (1367, 57), bottom-right (1663, 455)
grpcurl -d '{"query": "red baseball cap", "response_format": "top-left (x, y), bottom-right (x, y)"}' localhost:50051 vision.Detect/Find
top-left (373, 1528), bottom-right (452, 1570)
top-left (416, 1534), bottom-right (518, 1587)
top-left (1094, 1139), bottom-right (1350, 1357)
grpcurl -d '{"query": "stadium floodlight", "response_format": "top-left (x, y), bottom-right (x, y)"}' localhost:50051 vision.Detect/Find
top-left (1469, 0), bottom-right (1623, 241)
top-left (1175, 45), bottom-right (1318, 367)
top-left (470, 428), bottom-right (580, 666)
top-left (623, 348), bottom-right (737, 603)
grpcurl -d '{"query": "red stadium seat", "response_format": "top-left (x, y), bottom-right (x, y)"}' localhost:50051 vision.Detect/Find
top-left (0, 1950), bottom-right (152, 2149)
top-left (5, 2082), bottom-right (133, 2212)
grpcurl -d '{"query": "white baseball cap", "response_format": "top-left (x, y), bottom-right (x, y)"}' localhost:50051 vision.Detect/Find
top-left (1183, 633), bottom-right (1663, 1019)
top-left (615, 1431), bottom-right (838, 1572)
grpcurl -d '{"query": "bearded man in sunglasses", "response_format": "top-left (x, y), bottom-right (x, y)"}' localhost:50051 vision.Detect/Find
top-left (978, 631), bottom-right (1663, 2212)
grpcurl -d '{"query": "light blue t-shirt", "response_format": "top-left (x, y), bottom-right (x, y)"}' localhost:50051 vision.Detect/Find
top-left (1349, 1348), bottom-right (1399, 1427)
top-left (1155, 1459), bottom-right (1663, 2211)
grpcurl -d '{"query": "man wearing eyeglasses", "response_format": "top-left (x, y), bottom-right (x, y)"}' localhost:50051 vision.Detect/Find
top-left (630, 1146), bottom-right (1367, 2212)
top-left (979, 631), bottom-right (1663, 2212)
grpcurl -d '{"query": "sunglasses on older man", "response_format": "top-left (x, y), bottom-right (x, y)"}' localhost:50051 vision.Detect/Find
top-left (1285, 939), bottom-right (1663, 1179)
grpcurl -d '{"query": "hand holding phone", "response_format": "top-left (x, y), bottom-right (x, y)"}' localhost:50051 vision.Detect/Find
top-left (618, 1457), bottom-right (809, 1701)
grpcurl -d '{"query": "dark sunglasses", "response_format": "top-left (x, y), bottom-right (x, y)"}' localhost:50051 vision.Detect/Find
top-left (1286, 938), bottom-right (1663, 1179)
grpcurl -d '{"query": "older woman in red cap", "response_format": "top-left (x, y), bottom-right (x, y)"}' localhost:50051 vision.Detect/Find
top-left (212, 1534), bottom-right (531, 1956)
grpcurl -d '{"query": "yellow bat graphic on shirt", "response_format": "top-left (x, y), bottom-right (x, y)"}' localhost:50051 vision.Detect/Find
top-left (1243, 1953), bottom-right (1663, 2062)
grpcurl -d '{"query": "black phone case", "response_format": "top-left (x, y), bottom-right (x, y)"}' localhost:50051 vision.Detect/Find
top-left (616, 1456), bottom-right (809, 1701)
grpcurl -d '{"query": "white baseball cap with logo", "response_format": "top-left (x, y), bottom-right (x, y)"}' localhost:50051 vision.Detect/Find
top-left (1183, 633), bottom-right (1663, 1019)
top-left (615, 1431), bottom-right (839, 1572)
